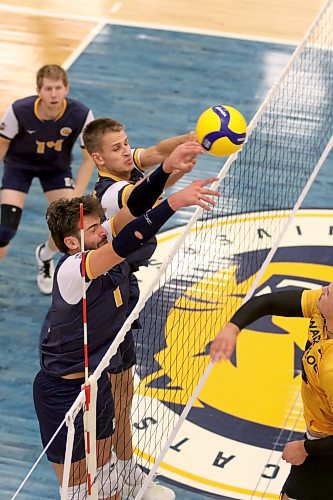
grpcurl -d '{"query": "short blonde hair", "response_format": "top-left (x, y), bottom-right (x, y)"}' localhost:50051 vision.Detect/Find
top-left (36, 65), bottom-right (68, 89)
top-left (83, 118), bottom-right (125, 154)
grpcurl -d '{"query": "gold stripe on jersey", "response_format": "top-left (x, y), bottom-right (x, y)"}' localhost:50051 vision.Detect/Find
top-left (84, 246), bottom-right (123, 307)
top-left (34, 97), bottom-right (67, 121)
top-left (300, 287), bottom-right (333, 434)
top-left (133, 147), bottom-right (144, 170)
top-left (34, 98), bottom-right (41, 120)
top-left (110, 217), bottom-right (116, 238)
top-left (97, 169), bottom-right (127, 182)
top-left (121, 184), bottom-right (133, 207)
top-left (85, 250), bottom-right (95, 281)
top-left (113, 286), bottom-right (123, 308)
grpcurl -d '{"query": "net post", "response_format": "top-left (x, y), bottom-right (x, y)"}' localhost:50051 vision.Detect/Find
top-left (61, 411), bottom-right (76, 500)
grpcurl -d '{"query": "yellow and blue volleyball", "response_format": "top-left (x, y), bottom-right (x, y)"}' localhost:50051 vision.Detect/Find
top-left (196, 105), bottom-right (247, 156)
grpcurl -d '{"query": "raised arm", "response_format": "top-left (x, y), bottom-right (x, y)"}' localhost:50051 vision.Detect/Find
top-left (87, 177), bottom-right (219, 278)
top-left (122, 141), bottom-right (205, 208)
top-left (139, 131), bottom-right (196, 170)
top-left (210, 290), bottom-right (304, 363)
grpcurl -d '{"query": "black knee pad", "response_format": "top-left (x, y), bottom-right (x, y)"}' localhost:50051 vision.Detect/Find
top-left (0, 204), bottom-right (22, 247)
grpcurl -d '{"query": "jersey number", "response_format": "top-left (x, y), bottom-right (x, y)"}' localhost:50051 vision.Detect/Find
top-left (36, 139), bottom-right (64, 154)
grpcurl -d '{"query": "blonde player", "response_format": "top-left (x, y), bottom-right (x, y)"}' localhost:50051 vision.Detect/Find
top-left (0, 64), bottom-right (95, 294)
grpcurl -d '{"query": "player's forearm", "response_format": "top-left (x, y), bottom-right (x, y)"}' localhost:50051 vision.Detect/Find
top-left (126, 164), bottom-right (171, 216)
top-left (90, 199), bottom-right (175, 278)
top-left (141, 131), bottom-right (195, 168)
top-left (156, 132), bottom-right (193, 154)
top-left (231, 290), bottom-right (304, 330)
top-left (112, 200), bottom-right (174, 259)
top-left (164, 170), bottom-right (185, 189)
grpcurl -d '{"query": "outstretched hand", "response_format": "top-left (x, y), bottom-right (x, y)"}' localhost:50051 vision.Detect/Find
top-left (163, 141), bottom-right (205, 174)
top-left (209, 322), bottom-right (240, 362)
top-left (167, 177), bottom-right (220, 212)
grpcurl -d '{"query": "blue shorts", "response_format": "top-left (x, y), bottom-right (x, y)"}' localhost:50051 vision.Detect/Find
top-left (1, 163), bottom-right (74, 193)
top-left (281, 453), bottom-right (333, 500)
top-left (33, 370), bottom-right (114, 463)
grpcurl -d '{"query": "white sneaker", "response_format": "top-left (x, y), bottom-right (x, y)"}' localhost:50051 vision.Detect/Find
top-left (122, 480), bottom-right (176, 500)
top-left (121, 464), bottom-right (175, 500)
top-left (35, 244), bottom-right (54, 294)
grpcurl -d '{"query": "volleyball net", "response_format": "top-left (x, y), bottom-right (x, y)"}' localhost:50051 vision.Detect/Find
top-left (13, 0), bottom-right (333, 499)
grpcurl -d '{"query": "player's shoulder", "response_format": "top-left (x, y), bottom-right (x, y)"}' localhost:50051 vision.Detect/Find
top-left (57, 252), bottom-right (82, 271)
top-left (12, 95), bottom-right (37, 112)
top-left (130, 149), bottom-right (145, 182)
top-left (65, 97), bottom-right (90, 114)
top-left (96, 172), bottom-right (130, 187)
top-left (94, 173), bottom-right (115, 190)
top-left (95, 174), bottom-right (130, 208)
top-left (57, 253), bottom-right (88, 303)
top-left (132, 147), bottom-right (146, 172)
top-left (57, 252), bottom-right (80, 272)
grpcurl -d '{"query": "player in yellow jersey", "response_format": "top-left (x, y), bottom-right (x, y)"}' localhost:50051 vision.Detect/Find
top-left (210, 284), bottom-right (333, 500)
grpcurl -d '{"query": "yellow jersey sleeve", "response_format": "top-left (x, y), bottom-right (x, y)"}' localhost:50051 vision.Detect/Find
top-left (301, 288), bottom-right (322, 318)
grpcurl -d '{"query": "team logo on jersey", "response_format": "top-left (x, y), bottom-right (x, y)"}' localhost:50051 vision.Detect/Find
top-left (60, 127), bottom-right (72, 137)
top-left (132, 209), bottom-right (333, 500)
top-left (0, 122), bottom-right (6, 131)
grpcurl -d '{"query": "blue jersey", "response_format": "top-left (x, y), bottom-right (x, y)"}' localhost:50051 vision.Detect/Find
top-left (93, 150), bottom-right (157, 272)
top-left (40, 252), bottom-right (130, 377)
top-left (0, 96), bottom-right (94, 171)
top-left (93, 148), bottom-right (145, 218)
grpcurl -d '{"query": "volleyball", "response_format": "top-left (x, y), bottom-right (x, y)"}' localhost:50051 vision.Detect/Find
top-left (196, 104), bottom-right (247, 156)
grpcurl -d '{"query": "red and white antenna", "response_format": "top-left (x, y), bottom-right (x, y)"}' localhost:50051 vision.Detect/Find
top-left (79, 202), bottom-right (97, 498)
top-left (80, 202), bottom-right (89, 386)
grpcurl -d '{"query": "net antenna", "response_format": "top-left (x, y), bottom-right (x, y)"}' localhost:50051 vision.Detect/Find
top-left (61, 202), bottom-right (98, 499)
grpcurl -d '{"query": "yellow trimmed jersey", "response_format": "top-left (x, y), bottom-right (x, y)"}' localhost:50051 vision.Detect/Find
top-left (93, 148), bottom-right (145, 219)
top-left (301, 288), bottom-right (333, 434)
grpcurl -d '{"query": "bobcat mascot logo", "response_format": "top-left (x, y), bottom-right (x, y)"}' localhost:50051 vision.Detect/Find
top-left (132, 210), bottom-right (333, 499)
